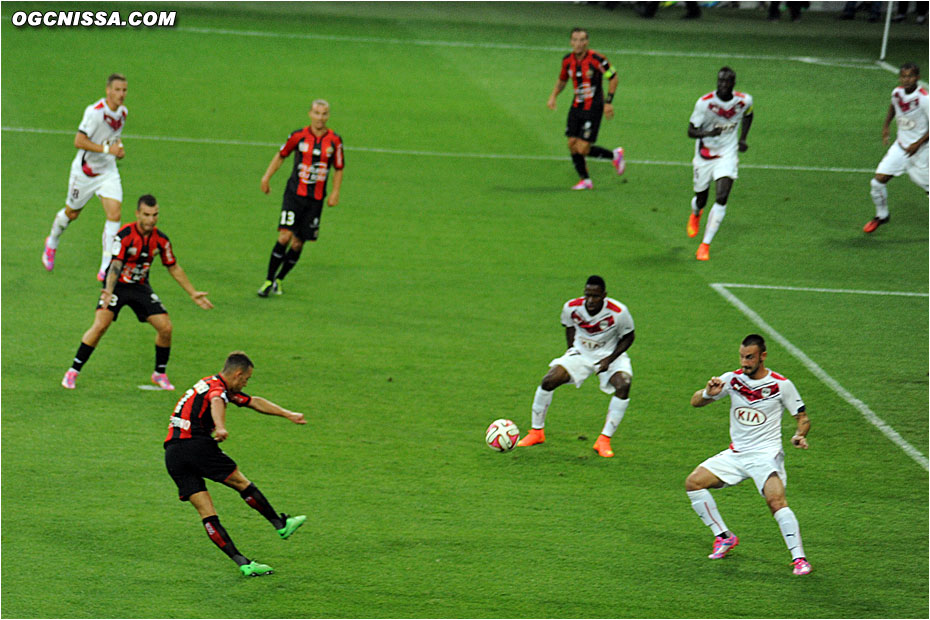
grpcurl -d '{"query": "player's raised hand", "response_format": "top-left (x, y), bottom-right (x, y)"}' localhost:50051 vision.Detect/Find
top-left (191, 291), bottom-right (214, 309)
top-left (705, 376), bottom-right (724, 396)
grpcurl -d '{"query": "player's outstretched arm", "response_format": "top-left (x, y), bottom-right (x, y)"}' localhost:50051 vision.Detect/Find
top-left (790, 411), bottom-right (810, 449)
top-left (691, 376), bottom-right (724, 407)
top-left (261, 153), bottom-right (286, 194)
top-left (248, 396), bottom-right (306, 425)
top-left (166, 264), bottom-right (214, 310)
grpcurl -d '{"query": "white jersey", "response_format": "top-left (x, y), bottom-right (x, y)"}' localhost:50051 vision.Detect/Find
top-left (706, 369), bottom-right (805, 453)
top-left (689, 90), bottom-right (753, 159)
top-left (891, 86), bottom-right (929, 149)
top-left (560, 296), bottom-right (634, 358)
top-left (71, 98), bottom-right (127, 177)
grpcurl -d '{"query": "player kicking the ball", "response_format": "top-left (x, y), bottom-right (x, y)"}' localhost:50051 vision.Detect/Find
top-left (685, 334), bottom-right (812, 575)
top-left (518, 275), bottom-right (634, 458)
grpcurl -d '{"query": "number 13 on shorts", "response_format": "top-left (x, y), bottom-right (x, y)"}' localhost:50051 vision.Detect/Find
top-left (280, 210), bottom-right (295, 226)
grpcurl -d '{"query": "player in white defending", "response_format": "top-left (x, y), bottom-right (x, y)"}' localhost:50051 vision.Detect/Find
top-left (43, 73), bottom-right (128, 281)
top-left (863, 62), bottom-right (929, 233)
top-left (686, 67), bottom-right (753, 261)
top-left (517, 275), bottom-right (634, 458)
top-left (685, 334), bottom-right (812, 576)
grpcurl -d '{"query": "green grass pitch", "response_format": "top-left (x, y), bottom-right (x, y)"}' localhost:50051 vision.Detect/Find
top-left (1, 2), bottom-right (927, 618)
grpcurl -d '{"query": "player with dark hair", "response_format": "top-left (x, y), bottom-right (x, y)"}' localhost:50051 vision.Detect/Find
top-left (61, 195), bottom-right (213, 390)
top-left (43, 73), bottom-right (129, 281)
top-left (518, 275), bottom-right (635, 458)
top-left (547, 28), bottom-right (625, 190)
top-left (164, 351), bottom-right (307, 577)
top-left (686, 67), bottom-right (754, 261)
top-left (863, 62), bottom-right (928, 233)
top-left (685, 334), bottom-right (812, 575)
top-left (257, 99), bottom-right (345, 296)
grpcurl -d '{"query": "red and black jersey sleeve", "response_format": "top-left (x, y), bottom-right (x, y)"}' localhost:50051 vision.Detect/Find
top-left (229, 391), bottom-right (252, 408)
top-left (164, 375), bottom-right (251, 443)
top-left (155, 230), bottom-right (176, 267)
top-left (559, 53), bottom-right (572, 82)
top-left (113, 224), bottom-right (135, 262)
top-left (279, 128), bottom-right (307, 158)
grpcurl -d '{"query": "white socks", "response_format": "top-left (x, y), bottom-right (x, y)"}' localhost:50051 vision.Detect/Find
top-left (531, 386), bottom-right (553, 430)
top-left (690, 196), bottom-right (700, 215)
top-left (47, 208), bottom-right (72, 249)
top-left (701, 202), bottom-right (727, 245)
top-left (870, 178), bottom-right (889, 219)
top-left (100, 219), bottom-right (121, 272)
top-left (687, 489), bottom-right (729, 537)
top-left (600, 396), bottom-right (629, 437)
top-left (774, 507), bottom-right (805, 560)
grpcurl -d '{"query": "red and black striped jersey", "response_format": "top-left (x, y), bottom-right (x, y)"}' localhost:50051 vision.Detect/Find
top-left (279, 127), bottom-right (345, 200)
top-left (111, 223), bottom-right (176, 285)
top-left (164, 374), bottom-right (252, 443)
top-left (558, 50), bottom-right (616, 110)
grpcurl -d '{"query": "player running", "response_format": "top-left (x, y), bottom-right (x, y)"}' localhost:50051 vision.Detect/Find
top-left (547, 28), bottom-right (625, 190)
top-left (257, 99), bottom-right (345, 297)
top-left (517, 275), bottom-right (634, 458)
top-left (61, 195), bottom-right (213, 390)
top-left (863, 62), bottom-right (929, 233)
top-left (43, 73), bottom-right (129, 281)
top-left (686, 67), bottom-right (754, 261)
top-left (164, 351), bottom-right (307, 576)
top-left (685, 334), bottom-right (812, 576)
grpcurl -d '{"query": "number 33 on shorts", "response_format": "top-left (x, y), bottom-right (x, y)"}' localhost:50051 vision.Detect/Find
top-left (280, 210), bottom-right (295, 226)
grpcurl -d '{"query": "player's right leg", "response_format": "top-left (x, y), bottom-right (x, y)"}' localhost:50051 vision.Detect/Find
top-left (63, 306), bottom-right (116, 388)
top-left (865, 174), bottom-right (893, 233)
top-left (685, 464), bottom-right (738, 558)
top-left (260, 215), bottom-right (296, 296)
top-left (98, 195), bottom-right (122, 281)
top-left (190, 491), bottom-right (270, 575)
top-left (518, 364), bottom-right (574, 447)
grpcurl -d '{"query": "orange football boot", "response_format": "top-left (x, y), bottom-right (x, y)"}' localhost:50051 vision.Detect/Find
top-left (517, 428), bottom-right (545, 447)
top-left (593, 434), bottom-right (614, 458)
top-left (696, 243), bottom-right (710, 261)
top-left (687, 210), bottom-right (703, 238)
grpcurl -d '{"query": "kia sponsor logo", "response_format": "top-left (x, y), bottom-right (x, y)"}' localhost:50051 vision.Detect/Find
top-left (735, 407), bottom-right (766, 426)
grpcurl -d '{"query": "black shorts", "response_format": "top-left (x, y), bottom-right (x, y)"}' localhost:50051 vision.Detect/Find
top-left (164, 438), bottom-right (238, 501)
top-left (279, 192), bottom-right (324, 242)
top-left (96, 282), bottom-right (167, 322)
top-left (565, 106), bottom-right (604, 143)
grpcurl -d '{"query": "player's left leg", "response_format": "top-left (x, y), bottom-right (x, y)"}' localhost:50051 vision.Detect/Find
top-left (274, 236), bottom-right (306, 293)
top-left (63, 308), bottom-right (115, 388)
top-left (147, 313), bottom-right (174, 390)
top-left (762, 473), bottom-right (810, 574)
top-left (98, 196), bottom-right (122, 282)
top-left (224, 469), bottom-right (306, 539)
top-left (569, 138), bottom-right (593, 189)
top-left (593, 370), bottom-right (632, 458)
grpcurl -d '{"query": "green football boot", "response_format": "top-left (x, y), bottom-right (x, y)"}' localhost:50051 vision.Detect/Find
top-left (240, 560), bottom-right (274, 577)
top-left (277, 514), bottom-right (306, 540)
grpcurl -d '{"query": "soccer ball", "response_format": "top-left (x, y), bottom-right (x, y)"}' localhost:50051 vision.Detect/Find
top-left (485, 418), bottom-right (520, 452)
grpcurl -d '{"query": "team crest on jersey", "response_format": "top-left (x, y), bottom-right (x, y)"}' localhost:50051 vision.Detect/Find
top-left (326, 146), bottom-right (334, 157)
top-left (127, 247), bottom-right (138, 256)
top-left (104, 114), bottom-right (123, 131)
top-left (709, 103), bottom-right (739, 119)
top-left (299, 142), bottom-right (309, 152)
top-left (761, 387), bottom-right (772, 398)
top-left (735, 407), bottom-right (766, 426)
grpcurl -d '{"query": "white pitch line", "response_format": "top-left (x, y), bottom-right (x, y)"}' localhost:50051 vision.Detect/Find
top-left (710, 282), bottom-right (928, 472)
top-left (716, 283), bottom-right (929, 297)
top-left (174, 26), bottom-right (879, 69)
top-left (0, 126), bottom-right (875, 173)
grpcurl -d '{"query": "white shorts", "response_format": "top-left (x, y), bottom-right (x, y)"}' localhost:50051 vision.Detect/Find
top-left (692, 151), bottom-right (738, 192)
top-left (699, 447), bottom-right (786, 496)
top-left (550, 348), bottom-right (633, 395)
top-left (876, 141), bottom-right (929, 191)
top-left (66, 166), bottom-right (123, 210)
